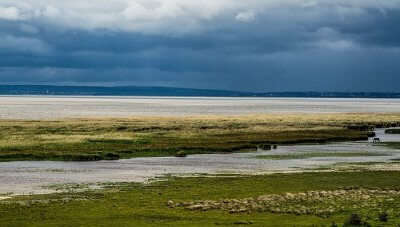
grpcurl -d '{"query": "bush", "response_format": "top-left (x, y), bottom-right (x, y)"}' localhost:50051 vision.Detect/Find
top-left (65, 154), bottom-right (103, 161)
top-left (175, 151), bottom-right (187, 157)
top-left (366, 131), bottom-right (376, 137)
top-left (103, 152), bottom-right (120, 160)
top-left (330, 222), bottom-right (338, 227)
top-left (343, 214), bottom-right (371, 227)
top-left (259, 144), bottom-right (272, 150)
top-left (347, 125), bottom-right (373, 131)
top-left (347, 214), bottom-right (362, 225)
top-left (379, 212), bottom-right (388, 222)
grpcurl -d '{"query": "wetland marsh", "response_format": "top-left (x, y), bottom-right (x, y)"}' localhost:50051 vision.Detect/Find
top-left (2, 97), bottom-right (400, 226)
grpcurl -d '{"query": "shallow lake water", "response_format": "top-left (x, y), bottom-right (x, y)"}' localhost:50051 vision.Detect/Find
top-left (0, 129), bottom-right (399, 195)
top-left (1, 96), bottom-right (400, 119)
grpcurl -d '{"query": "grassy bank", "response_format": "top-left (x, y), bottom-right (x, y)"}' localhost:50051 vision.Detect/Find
top-left (1, 113), bottom-right (400, 161)
top-left (2, 171), bottom-right (400, 226)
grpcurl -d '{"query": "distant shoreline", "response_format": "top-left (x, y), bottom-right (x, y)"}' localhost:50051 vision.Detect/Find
top-left (0, 85), bottom-right (399, 98)
top-left (1, 95), bottom-right (400, 102)
top-left (1, 96), bottom-right (400, 120)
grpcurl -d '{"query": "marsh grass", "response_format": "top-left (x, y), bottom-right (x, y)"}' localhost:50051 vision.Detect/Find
top-left (2, 172), bottom-right (400, 226)
top-left (0, 113), bottom-right (400, 161)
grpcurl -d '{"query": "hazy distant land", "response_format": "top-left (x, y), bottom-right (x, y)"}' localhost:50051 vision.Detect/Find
top-left (1, 85), bottom-right (400, 98)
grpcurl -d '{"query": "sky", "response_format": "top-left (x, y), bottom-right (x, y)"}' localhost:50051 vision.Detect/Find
top-left (0, 0), bottom-right (400, 92)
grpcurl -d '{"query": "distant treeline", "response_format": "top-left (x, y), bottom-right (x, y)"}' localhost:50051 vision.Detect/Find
top-left (0, 85), bottom-right (399, 98)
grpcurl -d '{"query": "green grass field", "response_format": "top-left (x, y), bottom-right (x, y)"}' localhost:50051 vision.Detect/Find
top-left (2, 172), bottom-right (400, 226)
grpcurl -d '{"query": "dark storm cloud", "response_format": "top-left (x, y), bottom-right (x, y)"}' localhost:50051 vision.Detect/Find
top-left (321, 8), bottom-right (400, 48)
top-left (0, 1), bottom-right (400, 92)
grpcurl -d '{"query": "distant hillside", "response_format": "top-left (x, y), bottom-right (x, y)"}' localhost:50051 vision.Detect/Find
top-left (0, 85), bottom-right (399, 98)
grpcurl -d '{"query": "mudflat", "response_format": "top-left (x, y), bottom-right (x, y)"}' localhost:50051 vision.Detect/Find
top-left (2, 96), bottom-right (400, 119)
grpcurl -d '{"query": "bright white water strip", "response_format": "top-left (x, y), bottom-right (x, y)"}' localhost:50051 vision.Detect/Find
top-left (1, 96), bottom-right (400, 119)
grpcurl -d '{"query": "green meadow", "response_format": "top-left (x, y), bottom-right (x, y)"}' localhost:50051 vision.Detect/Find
top-left (2, 172), bottom-right (400, 227)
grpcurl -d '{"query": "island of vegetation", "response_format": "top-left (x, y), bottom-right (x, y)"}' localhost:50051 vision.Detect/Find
top-left (1, 113), bottom-right (399, 162)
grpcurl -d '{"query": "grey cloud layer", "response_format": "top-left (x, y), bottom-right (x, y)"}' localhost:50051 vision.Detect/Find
top-left (0, 0), bottom-right (400, 91)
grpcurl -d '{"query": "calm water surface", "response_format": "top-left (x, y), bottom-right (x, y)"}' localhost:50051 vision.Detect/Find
top-left (1, 96), bottom-right (400, 119)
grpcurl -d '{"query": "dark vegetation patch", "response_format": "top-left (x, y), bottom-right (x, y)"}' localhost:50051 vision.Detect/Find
top-left (87, 138), bottom-right (135, 144)
top-left (175, 151), bottom-right (187, 157)
top-left (385, 129), bottom-right (400, 134)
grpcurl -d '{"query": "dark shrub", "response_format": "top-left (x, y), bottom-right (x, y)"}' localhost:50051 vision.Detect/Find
top-left (366, 131), bottom-right (376, 137)
top-left (116, 126), bottom-right (128, 131)
top-left (87, 138), bottom-right (134, 144)
top-left (103, 152), bottom-right (120, 160)
top-left (259, 144), bottom-right (272, 150)
top-left (379, 212), bottom-right (388, 222)
top-left (175, 151), bottom-right (187, 157)
top-left (343, 214), bottom-right (371, 227)
top-left (347, 125), bottom-right (373, 131)
top-left (345, 214), bottom-right (362, 226)
top-left (66, 154), bottom-right (103, 161)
